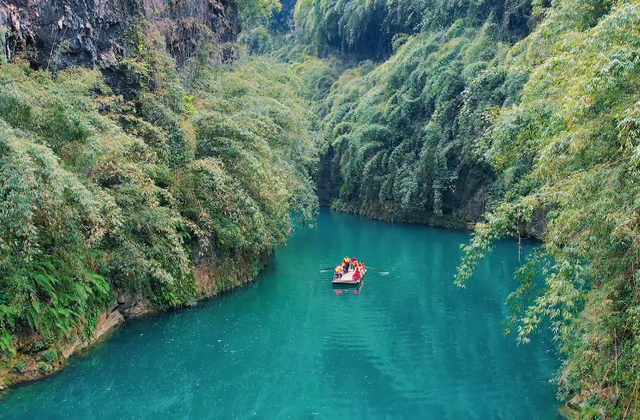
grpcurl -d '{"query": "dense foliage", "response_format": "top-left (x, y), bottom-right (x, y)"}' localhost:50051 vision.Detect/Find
top-left (3, 0), bottom-right (640, 414)
top-left (290, 0), bottom-right (640, 416)
top-left (456, 0), bottom-right (640, 416)
top-left (291, 0), bottom-right (533, 223)
top-left (0, 47), bottom-right (319, 362)
top-left (293, 0), bottom-right (531, 59)
top-left (314, 23), bottom-right (518, 224)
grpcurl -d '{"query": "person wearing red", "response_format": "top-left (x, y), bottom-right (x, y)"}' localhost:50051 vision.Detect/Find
top-left (352, 264), bottom-right (361, 281)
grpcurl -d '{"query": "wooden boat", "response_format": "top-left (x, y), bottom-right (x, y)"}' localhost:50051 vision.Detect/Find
top-left (332, 268), bottom-right (367, 285)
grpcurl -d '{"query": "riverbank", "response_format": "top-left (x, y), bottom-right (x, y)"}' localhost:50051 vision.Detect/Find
top-left (0, 252), bottom-right (271, 391)
top-left (0, 209), bottom-right (560, 419)
top-left (330, 201), bottom-right (547, 239)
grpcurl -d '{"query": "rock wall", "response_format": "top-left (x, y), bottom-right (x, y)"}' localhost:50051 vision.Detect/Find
top-left (2, 306), bottom-right (124, 389)
top-left (0, 0), bottom-right (238, 70)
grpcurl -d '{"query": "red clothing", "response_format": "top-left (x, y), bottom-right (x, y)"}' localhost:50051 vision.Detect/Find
top-left (353, 268), bottom-right (361, 281)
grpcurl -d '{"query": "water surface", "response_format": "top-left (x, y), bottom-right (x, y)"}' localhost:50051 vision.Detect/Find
top-left (0, 209), bottom-right (560, 419)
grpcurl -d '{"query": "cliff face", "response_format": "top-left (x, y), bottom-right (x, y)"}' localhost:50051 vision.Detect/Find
top-left (0, 0), bottom-right (238, 71)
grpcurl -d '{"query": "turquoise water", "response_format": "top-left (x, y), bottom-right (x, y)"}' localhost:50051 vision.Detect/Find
top-left (0, 209), bottom-right (561, 419)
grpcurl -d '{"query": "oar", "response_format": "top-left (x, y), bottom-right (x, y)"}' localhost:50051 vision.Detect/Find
top-left (320, 267), bottom-right (335, 272)
top-left (366, 267), bottom-right (390, 275)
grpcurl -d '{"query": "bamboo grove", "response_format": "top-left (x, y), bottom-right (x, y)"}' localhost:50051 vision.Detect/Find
top-left (2, 0), bottom-right (640, 415)
top-left (0, 39), bottom-right (320, 371)
top-left (289, 0), bottom-right (640, 416)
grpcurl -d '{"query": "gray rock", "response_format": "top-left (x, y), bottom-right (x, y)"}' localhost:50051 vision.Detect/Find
top-left (1, 0), bottom-right (238, 74)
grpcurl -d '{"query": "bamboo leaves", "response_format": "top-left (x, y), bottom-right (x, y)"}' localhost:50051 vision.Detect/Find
top-left (0, 51), bottom-right (320, 358)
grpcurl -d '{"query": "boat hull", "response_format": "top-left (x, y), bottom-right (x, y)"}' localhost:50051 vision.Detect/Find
top-left (332, 268), bottom-right (367, 284)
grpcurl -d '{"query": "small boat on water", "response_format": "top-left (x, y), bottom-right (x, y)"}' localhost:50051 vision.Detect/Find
top-left (332, 268), bottom-right (367, 285)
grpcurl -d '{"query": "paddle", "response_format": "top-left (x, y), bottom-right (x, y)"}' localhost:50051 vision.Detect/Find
top-left (366, 267), bottom-right (390, 275)
top-left (320, 267), bottom-right (335, 272)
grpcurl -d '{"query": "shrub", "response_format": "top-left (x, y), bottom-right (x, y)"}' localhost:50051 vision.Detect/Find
top-left (42, 350), bottom-right (57, 364)
top-left (0, 50), bottom-right (319, 358)
top-left (38, 362), bottom-right (52, 374)
top-left (11, 359), bottom-right (26, 373)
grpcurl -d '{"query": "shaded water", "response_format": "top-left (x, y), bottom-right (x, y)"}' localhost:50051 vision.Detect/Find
top-left (0, 209), bottom-right (560, 419)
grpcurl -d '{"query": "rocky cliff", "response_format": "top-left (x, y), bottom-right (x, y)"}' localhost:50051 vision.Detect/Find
top-left (0, 0), bottom-right (238, 71)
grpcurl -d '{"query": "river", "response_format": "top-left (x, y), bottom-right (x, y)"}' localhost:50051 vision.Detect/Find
top-left (0, 209), bottom-right (561, 419)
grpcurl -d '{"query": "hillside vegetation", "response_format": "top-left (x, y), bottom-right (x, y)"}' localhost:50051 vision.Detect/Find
top-left (0, 43), bottom-right (319, 379)
top-left (2, 0), bottom-right (640, 414)
top-left (291, 0), bottom-right (640, 416)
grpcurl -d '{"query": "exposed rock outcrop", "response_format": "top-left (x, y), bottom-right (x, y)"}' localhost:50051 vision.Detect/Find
top-left (192, 236), bottom-right (272, 299)
top-left (60, 308), bottom-right (125, 359)
top-left (0, 0), bottom-right (238, 71)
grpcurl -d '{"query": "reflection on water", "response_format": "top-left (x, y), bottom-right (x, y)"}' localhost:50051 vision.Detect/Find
top-left (0, 209), bottom-right (561, 419)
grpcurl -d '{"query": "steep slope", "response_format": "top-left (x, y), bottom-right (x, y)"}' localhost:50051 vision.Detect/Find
top-left (0, 0), bottom-right (319, 388)
top-left (457, 0), bottom-right (640, 416)
top-left (293, 0), bottom-right (533, 228)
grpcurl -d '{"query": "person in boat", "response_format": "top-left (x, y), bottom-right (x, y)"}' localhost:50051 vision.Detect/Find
top-left (334, 265), bottom-right (343, 279)
top-left (342, 256), bottom-right (350, 273)
top-left (352, 264), bottom-right (362, 281)
top-left (350, 257), bottom-right (358, 271)
top-left (359, 261), bottom-right (365, 271)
